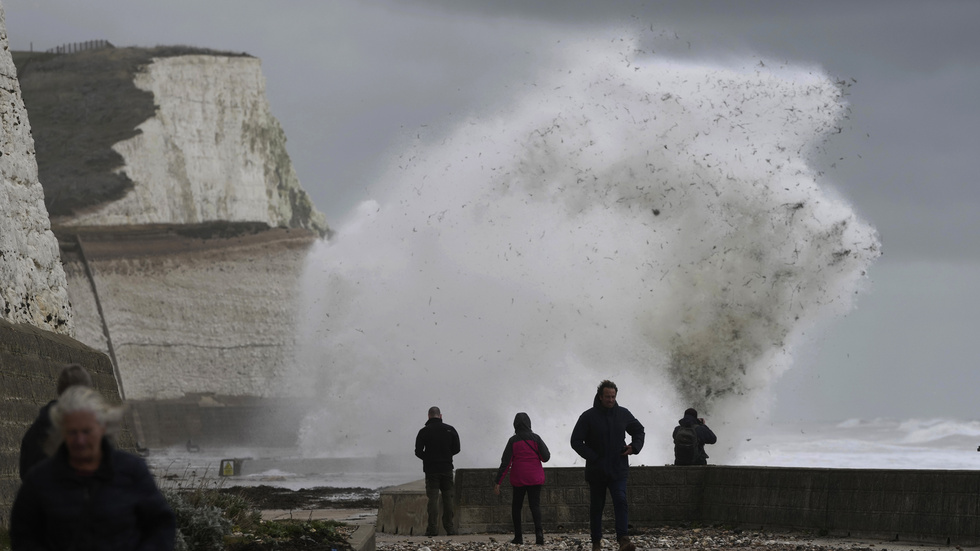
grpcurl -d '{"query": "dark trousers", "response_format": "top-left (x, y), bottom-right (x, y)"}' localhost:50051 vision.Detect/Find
top-left (511, 484), bottom-right (543, 537)
top-left (588, 477), bottom-right (629, 542)
top-left (425, 471), bottom-right (455, 535)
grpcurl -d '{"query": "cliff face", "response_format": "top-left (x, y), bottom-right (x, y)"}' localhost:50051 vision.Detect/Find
top-left (17, 47), bottom-right (329, 236)
top-left (0, 11), bottom-right (73, 335)
top-left (58, 224), bottom-right (316, 401)
top-left (67, 55), bottom-right (326, 233)
top-left (11, 46), bottom-right (330, 402)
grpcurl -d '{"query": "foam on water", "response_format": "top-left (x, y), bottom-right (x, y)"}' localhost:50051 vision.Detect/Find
top-left (733, 418), bottom-right (980, 470)
top-left (145, 418), bottom-right (980, 490)
top-left (291, 34), bottom-right (879, 468)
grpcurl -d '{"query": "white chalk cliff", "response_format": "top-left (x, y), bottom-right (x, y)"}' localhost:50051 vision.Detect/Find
top-left (0, 8), bottom-right (73, 335)
top-left (54, 54), bottom-right (327, 235)
top-left (11, 46), bottom-right (330, 401)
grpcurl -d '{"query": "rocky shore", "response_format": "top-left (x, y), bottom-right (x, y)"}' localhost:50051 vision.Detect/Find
top-left (376, 527), bottom-right (947, 551)
top-left (216, 485), bottom-right (960, 551)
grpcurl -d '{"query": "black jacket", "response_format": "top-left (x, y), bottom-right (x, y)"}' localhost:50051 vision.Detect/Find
top-left (672, 413), bottom-right (717, 466)
top-left (415, 417), bottom-right (461, 474)
top-left (570, 395), bottom-right (645, 482)
top-left (19, 400), bottom-right (56, 481)
top-left (10, 438), bottom-right (176, 550)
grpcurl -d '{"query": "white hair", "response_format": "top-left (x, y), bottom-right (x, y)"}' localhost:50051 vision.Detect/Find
top-left (50, 386), bottom-right (124, 436)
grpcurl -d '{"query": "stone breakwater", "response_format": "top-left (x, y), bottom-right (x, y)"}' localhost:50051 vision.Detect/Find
top-left (377, 528), bottom-right (894, 551)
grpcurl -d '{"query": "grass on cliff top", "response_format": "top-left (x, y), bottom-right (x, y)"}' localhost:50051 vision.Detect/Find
top-left (12, 46), bottom-right (251, 218)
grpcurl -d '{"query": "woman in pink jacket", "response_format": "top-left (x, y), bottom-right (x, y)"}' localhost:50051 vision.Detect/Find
top-left (494, 412), bottom-right (551, 544)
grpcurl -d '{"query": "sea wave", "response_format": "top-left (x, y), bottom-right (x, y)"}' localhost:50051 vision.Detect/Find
top-left (733, 418), bottom-right (980, 470)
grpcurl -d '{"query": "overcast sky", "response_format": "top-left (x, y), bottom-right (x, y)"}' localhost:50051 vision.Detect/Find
top-left (3, 0), bottom-right (978, 423)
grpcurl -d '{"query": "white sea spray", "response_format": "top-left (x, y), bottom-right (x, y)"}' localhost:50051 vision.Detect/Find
top-left (292, 35), bottom-right (880, 467)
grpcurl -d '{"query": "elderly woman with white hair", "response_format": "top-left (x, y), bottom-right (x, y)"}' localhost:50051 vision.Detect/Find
top-left (10, 385), bottom-right (176, 550)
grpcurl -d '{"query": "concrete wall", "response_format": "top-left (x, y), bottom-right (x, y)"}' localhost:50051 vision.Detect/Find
top-left (0, 318), bottom-right (133, 527)
top-left (376, 479), bottom-right (430, 536)
top-left (380, 466), bottom-right (980, 545)
top-left (130, 395), bottom-right (315, 448)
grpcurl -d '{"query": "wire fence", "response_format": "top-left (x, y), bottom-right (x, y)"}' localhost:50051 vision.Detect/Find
top-left (46, 39), bottom-right (114, 54)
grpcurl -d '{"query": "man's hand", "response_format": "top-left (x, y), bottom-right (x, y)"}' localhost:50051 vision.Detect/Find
top-left (493, 483), bottom-right (501, 495)
top-left (621, 445), bottom-right (634, 456)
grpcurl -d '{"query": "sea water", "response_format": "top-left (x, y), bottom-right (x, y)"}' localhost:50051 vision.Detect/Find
top-left (146, 417), bottom-right (980, 491)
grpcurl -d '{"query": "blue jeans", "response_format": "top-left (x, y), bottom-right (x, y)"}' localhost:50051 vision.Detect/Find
top-left (588, 477), bottom-right (629, 542)
top-left (425, 471), bottom-right (455, 535)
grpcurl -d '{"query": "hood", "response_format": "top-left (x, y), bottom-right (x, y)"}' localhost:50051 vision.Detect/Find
top-left (513, 412), bottom-right (532, 433)
top-left (679, 414), bottom-right (698, 427)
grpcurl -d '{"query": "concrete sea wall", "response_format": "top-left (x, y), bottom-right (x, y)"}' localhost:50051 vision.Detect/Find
top-left (129, 394), bottom-right (316, 448)
top-left (379, 466), bottom-right (980, 545)
top-left (0, 319), bottom-right (133, 527)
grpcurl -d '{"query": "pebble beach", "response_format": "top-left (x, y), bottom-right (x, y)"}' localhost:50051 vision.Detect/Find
top-left (375, 526), bottom-right (958, 551)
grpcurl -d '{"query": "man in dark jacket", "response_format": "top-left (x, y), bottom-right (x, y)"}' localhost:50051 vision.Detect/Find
top-left (672, 408), bottom-right (717, 466)
top-left (570, 380), bottom-right (645, 551)
top-left (415, 406), bottom-right (461, 536)
top-left (11, 386), bottom-right (176, 550)
top-left (19, 363), bottom-right (93, 480)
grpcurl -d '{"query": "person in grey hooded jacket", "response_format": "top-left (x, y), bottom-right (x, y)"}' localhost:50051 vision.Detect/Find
top-left (494, 412), bottom-right (551, 545)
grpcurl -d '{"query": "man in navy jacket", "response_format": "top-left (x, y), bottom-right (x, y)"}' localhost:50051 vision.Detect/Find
top-left (415, 406), bottom-right (461, 536)
top-left (571, 380), bottom-right (644, 551)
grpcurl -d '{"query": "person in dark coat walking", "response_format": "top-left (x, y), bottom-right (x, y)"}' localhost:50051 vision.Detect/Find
top-left (570, 380), bottom-right (645, 551)
top-left (672, 408), bottom-right (717, 466)
top-left (10, 386), bottom-right (176, 550)
top-left (415, 406), bottom-right (461, 536)
top-left (19, 363), bottom-right (93, 480)
top-left (494, 412), bottom-right (551, 545)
